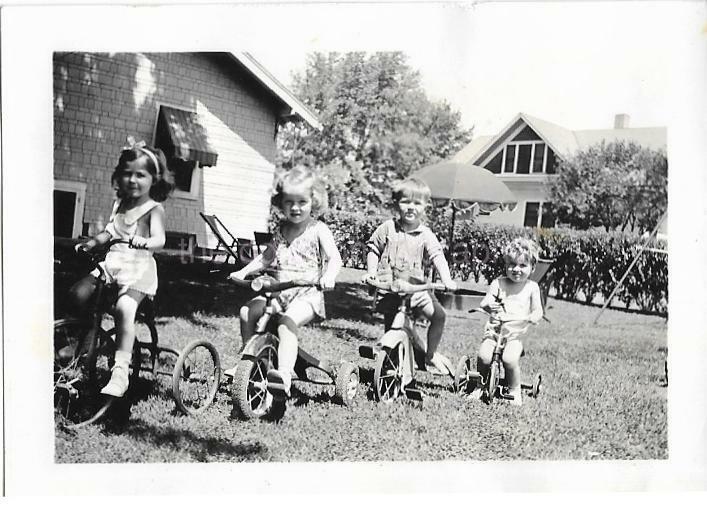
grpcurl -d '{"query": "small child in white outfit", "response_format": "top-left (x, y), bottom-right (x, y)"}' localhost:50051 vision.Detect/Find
top-left (71, 141), bottom-right (174, 397)
top-left (475, 238), bottom-right (543, 406)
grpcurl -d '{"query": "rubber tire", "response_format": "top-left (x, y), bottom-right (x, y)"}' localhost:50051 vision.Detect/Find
top-left (232, 337), bottom-right (279, 419)
top-left (374, 341), bottom-right (405, 402)
top-left (531, 373), bottom-right (542, 398)
top-left (486, 361), bottom-right (501, 405)
top-left (454, 355), bottom-right (475, 395)
top-left (172, 340), bottom-right (221, 415)
top-left (54, 319), bottom-right (114, 425)
top-left (334, 361), bottom-right (359, 407)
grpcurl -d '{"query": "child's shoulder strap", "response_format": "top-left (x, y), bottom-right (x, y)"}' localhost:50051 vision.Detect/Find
top-left (122, 199), bottom-right (159, 225)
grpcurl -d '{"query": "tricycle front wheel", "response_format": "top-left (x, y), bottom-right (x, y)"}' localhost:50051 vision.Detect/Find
top-left (232, 337), bottom-right (279, 419)
top-left (485, 361), bottom-right (501, 404)
top-left (172, 340), bottom-right (221, 415)
top-left (374, 338), bottom-right (406, 403)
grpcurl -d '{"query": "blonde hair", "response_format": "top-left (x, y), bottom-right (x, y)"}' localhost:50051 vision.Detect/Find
top-left (503, 238), bottom-right (540, 266)
top-left (392, 177), bottom-right (431, 204)
top-left (271, 166), bottom-right (328, 214)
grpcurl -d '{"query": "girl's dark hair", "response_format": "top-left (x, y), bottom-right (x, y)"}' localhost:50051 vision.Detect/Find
top-left (112, 146), bottom-right (175, 202)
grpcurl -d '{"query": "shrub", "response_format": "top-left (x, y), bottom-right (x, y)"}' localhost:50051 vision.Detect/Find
top-left (321, 209), bottom-right (667, 315)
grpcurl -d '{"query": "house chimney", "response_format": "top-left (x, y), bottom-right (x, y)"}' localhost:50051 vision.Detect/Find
top-left (614, 113), bottom-right (630, 129)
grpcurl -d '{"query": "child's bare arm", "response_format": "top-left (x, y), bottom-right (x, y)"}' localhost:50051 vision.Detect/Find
top-left (431, 254), bottom-right (457, 290)
top-left (480, 279), bottom-right (503, 313)
top-left (527, 282), bottom-right (544, 324)
top-left (77, 231), bottom-right (112, 252)
top-left (229, 254), bottom-right (270, 281)
top-left (319, 225), bottom-right (342, 288)
top-left (363, 251), bottom-right (380, 282)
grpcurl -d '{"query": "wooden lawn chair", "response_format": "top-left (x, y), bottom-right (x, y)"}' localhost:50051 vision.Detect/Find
top-left (530, 257), bottom-right (554, 321)
top-left (199, 212), bottom-right (253, 266)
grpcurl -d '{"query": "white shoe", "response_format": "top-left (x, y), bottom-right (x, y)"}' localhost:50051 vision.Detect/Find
top-left (223, 365), bottom-right (237, 378)
top-left (101, 363), bottom-right (129, 397)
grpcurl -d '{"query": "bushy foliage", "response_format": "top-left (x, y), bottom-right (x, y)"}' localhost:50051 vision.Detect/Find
top-left (547, 141), bottom-right (667, 233)
top-left (277, 52), bottom-right (472, 214)
top-left (322, 210), bottom-right (667, 314)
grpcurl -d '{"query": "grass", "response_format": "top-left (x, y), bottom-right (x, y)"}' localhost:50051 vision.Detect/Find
top-left (54, 262), bottom-right (667, 463)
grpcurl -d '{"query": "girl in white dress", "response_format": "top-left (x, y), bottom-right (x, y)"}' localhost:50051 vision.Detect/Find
top-left (72, 142), bottom-right (174, 397)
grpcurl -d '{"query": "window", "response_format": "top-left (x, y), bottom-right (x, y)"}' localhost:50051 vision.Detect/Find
top-left (532, 143), bottom-right (546, 173)
top-left (170, 157), bottom-right (201, 199)
top-left (503, 145), bottom-right (516, 173)
top-left (483, 125), bottom-right (558, 175)
top-left (524, 202), bottom-right (540, 227)
top-left (524, 201), bottom-right (555, 228)
top-left (516, 144), bottom-right (532, 174)
top-left (54, 180), bottom-right (86, 237)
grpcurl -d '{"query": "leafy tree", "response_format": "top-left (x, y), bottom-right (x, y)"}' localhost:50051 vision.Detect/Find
top-left (277, 52), bottom-right (472, 213)
top-left (547, 141), bottom-right (667, 233)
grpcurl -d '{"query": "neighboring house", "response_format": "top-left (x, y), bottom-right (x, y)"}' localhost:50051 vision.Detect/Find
top-left (53, 52), bottom-right (320, 252)
top-left (452, 113), bottom-right (666, 228)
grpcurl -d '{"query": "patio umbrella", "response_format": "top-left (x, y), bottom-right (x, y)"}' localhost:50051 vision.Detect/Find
top-left (414, 161), bottom-right (517, 253)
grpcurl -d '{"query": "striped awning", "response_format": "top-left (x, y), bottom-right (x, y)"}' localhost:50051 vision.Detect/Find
top-left (156, 106), bottom-right (218, 167)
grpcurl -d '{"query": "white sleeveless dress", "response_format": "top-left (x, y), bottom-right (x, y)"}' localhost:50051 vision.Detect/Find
top-left (98, 199), bottom-right (161, 297)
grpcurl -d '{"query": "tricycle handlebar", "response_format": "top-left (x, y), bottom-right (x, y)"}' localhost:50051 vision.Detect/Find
top-left (469, 307), bottom-right (532, 324)
top-left (230, 276), bottom-right (318, 294)
top-left (365, 277), bottom-right (450, 294)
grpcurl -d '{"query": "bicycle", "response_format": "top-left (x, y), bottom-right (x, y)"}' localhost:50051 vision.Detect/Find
top-left (229, 274), bottom-right (359, 420)
top-left (53, 238), bottom-right (220, 427)
top-left (358, 277), bottom-right (455, 403)
top-left (454, 308), bottom-right (542, 404)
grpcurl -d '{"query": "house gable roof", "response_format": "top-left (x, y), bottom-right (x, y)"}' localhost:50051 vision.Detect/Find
top-left (226, 52), bottom-right (322, 131)
top-left (454, 112), bottom-right (666, 165)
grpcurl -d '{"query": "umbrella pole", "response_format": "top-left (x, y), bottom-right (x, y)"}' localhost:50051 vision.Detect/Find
top-left (447, 204), bottom-right (457, 261)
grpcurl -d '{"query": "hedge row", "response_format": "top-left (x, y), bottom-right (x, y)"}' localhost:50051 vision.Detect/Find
top-left (320, 210), bottom-right (668, 315)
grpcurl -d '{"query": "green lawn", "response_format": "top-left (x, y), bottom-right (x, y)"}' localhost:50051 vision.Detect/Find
top-left (54, 264), bottom-right (667, 462)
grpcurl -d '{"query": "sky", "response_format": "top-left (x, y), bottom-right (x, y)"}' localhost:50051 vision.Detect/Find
top-left (253, 1), bottom-right (687, 136)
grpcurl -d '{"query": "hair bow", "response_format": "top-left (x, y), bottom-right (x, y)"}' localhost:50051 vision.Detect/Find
top-left (123, 135), bottom-right (147, 150)
top-left (122, 136), bottom-right (161, 176)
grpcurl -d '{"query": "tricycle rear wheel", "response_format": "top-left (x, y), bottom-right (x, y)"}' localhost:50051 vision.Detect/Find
top-left (454, 355), bottom-right (479, 395)
top-left (334, 361), bottom-right (359, 406)
top-left (54, 319), bottom-right (115, 426)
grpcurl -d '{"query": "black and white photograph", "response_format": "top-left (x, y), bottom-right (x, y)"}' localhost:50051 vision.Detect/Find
top-left (2, 0), bottom-right (706, 496)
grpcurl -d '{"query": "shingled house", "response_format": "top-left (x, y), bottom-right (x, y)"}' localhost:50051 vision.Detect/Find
top-left (53, 52), bottom-right (320, 253)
